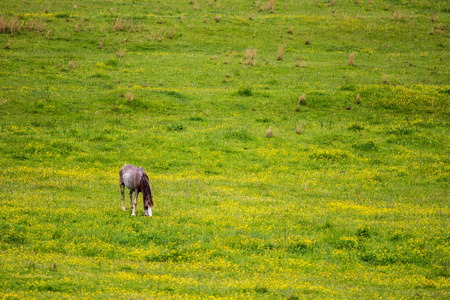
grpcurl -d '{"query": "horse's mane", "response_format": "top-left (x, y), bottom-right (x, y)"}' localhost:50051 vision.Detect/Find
top-left (141, 172), bottom-right (153, 207)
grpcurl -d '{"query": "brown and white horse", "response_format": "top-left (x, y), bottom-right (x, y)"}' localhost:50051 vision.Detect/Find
top-left (119, 164), bottom-right (154, 217)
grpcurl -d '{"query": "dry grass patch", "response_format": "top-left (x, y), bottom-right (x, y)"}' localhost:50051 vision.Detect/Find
top-left (288, 25), bottom-right (294, 34)
top-left (294, 94), bottom-right (307, 111)
top-left (169, 25), bottom-right (177, 39)
top-left (296, 59), bottom-right (307, 68)
top-left (348, 52), bottom-right (355, 66)
top-left (0, 16), bottom-right (46, 34)
top-left (260, 0), bottom-right (275, 13)
top-left (117, 48), bottom-right (126, 58)
top-left (244, 48), bottom-right (257, 65)
top-left (25, 18), bottom-right (46, 32)
top-left (328, 0), bottom-right (336, 6)
top-left (277, 43), bottom-right (286, 61)
top-left (126, 92), bottom-right (135, 102)
top-left (430, 11), bottom-right (439, 22)
top-left (298, 94), bottom-right (306, 105)
top-left (393, 11), bottom-right (405, 20)
top-left (0, 16), bottom-right (21, 34)
top-left (113, 17), bottom-right (141, 32)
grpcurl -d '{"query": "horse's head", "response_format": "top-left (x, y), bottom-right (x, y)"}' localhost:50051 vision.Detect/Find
top-left (143, 193), bottom-right (153, 217)
top-left (140, 172), bottom-right (154, 217)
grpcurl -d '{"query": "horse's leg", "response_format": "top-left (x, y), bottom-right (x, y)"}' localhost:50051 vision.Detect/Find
top-left (120, 184), bottom-right (126, 211)
top-left (129, 190), bottom-right (136, 216)
top-left (133, 190), bottom-right (139, 216)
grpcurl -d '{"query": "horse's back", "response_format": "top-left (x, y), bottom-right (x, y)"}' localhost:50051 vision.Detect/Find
top-left (120, 164), bottom-right (140, 190)
top-left (120, 164), bottom-right (138, 174)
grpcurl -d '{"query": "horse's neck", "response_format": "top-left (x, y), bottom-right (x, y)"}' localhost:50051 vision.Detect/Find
top-left (141, 177), bottom-right (151, 195)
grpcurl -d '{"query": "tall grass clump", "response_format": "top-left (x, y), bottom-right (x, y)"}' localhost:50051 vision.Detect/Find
top-left (260, 0), bottom-right (275, 13)
top-left (113, 17), bottom-right (140, 32)
top-left (117, 48), bottom-right (126, 58)
top-left (298, 94), bottom-right (306, 105)
top-left (0, 16), bottom-right (21, 34)
top-left (125, 92), bottom-right (135, 102)
top-left (294, 94), bottom-right (307, 111)
top-left (277, 43), bottom-right (286, 61)
top-left (348, 52), bottom-right (355, 66)
top-left (244, 47), bottom-right (257, 65)
top-left (0, 16), bottom-right (46, 34)
top-left (296, 59), bottom-right (307, 68)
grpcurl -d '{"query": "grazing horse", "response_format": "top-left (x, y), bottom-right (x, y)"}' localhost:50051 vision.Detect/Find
top-left (119, 164), bottom-right (154, 217)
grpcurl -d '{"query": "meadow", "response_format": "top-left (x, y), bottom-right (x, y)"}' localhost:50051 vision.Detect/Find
top-left (0, 0), bottom-right (449, 298)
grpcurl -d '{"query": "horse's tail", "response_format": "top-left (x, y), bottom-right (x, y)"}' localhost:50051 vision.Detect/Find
top-left (141, 173), bottom-right (154, 207)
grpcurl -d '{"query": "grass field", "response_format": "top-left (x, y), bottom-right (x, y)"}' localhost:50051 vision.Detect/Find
top-left (0, 0), bottom-right (449, 298)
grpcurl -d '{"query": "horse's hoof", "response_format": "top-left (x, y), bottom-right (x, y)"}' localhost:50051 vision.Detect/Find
top-left (122, 208), bottom-right (126, 211)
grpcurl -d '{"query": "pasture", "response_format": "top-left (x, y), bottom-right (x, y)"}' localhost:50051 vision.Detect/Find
top-left (0, 0), bottom-right (449, 298)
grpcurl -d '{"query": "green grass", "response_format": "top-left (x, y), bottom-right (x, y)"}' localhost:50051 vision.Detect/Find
top-left (0, 0), bottom-right (449, 298)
